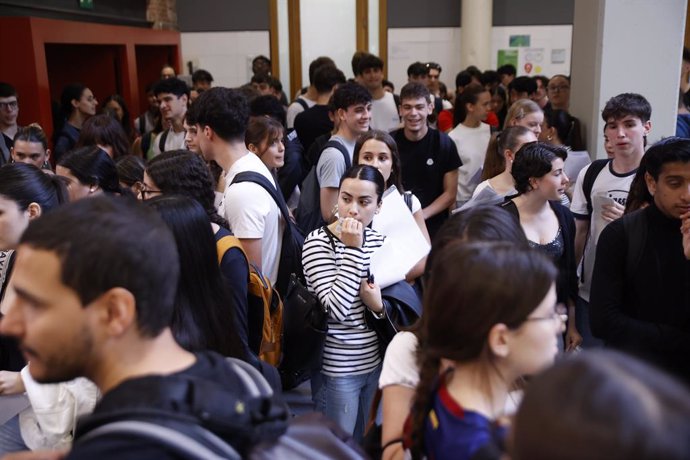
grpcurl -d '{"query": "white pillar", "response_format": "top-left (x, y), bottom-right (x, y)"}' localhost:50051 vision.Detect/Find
top-left (570, 0), bottom-right (687, 158)
top-left (460, 0), bottom-right (492, 70)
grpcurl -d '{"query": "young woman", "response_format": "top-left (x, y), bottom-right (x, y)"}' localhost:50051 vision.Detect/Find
top-left (379, 206), bottom-right (528, 460)
top-left (145, 195), bottom-right (244, 360)
top-left (76, 113), bottom-right (131, 159)
top-left (245, 116), bottom-right (285, 171)
top-left (463, 126), bottom-right (536, 209)
top-left (353, 130), bottom-right (430, 281)
top-left (501, 142), bottom-right (582, 351)
top-left (56, 146), bottom-right (122, 201)
top-left (504, 98), bottom-right (543, 136)
top-left (103, 94), bottom-right (135, 143)
top-left (407, 241), bottom-right (562, 460)
top-left (115, 155), bottom-right (145, 196)
top-left (53, 83), bottom-right (97, 163)
top-left (10, 124), bottom-right (51, 170)
top-left (539, 109), bottom-right (591, 199)
top-left (143, 150), bottom-right (250, 358)
top-left (302, 164), bottom-right (387, 441)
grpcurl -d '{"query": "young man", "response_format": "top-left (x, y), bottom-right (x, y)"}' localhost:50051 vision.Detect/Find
top-left (316, 81), bottom-right (372, 223)
top-left (358, 53), bottom-right (399, 132)
top-left (286, 56), bottom-right (335, 129)
top-left (133, 83), bottom-right (160, 136)
top-left (391, 83), bottom-right (461, 240)
top-left (192, 69), bottom-right (214, 92)
top-left (407, 61), bottom-right (429, 86)
top-left (508, 76), bottom-right (537, 105)
top-left (571, 93), bottom-right (652, 347)
top-left (448, 83), bottom-right (492, 207)
top-left (188, 87), bottom-right (284, 284)
top-left (497, 64), bottom-right (516, 89)
top-left (160, 65), bottom-right (176, 79)
top-left (532, 75), bottom-right (550, 109)
top-left (294, 65), bottom-right (346, 153)
top-left (425, 62), bottom-right (443, 98)
top-left (152, 78), bottom-right (189, 156)
top-left (0, 197), bottom-right (285, 458)
top-left (590, 137), bottom-right (690, 384)
top-left (0, 82), bottom-right (19, 165)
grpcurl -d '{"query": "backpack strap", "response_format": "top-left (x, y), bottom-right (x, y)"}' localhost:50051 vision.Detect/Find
top-left (403, 191), bottom-right (413, 211)
top-left (78, 420), bottom-right (240, 460)
top-left (216, 235), bottom-right (247, 265)
top-left (294, 98), bottom-right (308, 111)
top-left (322, 140), bottom-right (351, 170)
top-left (158, 129), bottom-right (169, 153)
top-left (138, 116), bottom-right (146, 136)
top-left (583, 159), bottom-right (611, 216)
top-left (230, 172), bottom-right (294, 239)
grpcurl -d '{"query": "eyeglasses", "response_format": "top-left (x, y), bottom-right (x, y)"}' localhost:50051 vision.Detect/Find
top-left (0, 100), bottom-right (18, 111)
top-left (139, 187), bottom-right (162, 200)
top-left (547, 85), bottom-right (570, 92)
top-left (525, 304), bottom-right (568, 324)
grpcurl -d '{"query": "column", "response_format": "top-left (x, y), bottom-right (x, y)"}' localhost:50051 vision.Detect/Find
top-left (570, 0), bottom-right (687, 158)
top-left (460, 0), bottom-right (492, 70)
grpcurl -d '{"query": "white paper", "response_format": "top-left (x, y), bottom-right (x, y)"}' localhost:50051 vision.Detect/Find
top-left (370, 188), bottom-right (431, 288)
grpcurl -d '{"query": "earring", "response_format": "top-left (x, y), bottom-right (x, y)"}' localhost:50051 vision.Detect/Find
top-left (547, 135), bottom-right (553, 141)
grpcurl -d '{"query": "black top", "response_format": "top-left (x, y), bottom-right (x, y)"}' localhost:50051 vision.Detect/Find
top-left (391, 127), bottom-right (461, 239)
top-left (53, 123), bottom-right (80, 164)
top-left (277, 131), bottom-right (308, 200)
top-left (501, 199), bottom-right (578, 306)
top-left (294, 104), bottom-right (333, 154)
top-left (590, 204), bottom-right (690, 383)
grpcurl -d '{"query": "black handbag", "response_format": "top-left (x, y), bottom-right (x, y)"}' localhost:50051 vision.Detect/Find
top-left (278, 273), bottom-right (329, 390)
top-left (366, 280), bottom-right (423, 354)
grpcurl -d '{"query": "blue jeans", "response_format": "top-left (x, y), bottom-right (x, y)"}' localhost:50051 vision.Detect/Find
top-left (321, 364), bottom-right (382, 442)
top-left (576, 296), bottom-right (604, 349)
top-left (0, 415), bottom-right (27, 455)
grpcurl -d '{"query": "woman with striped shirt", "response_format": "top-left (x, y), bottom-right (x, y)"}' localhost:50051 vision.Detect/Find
top-left (302, 164), bottom-right (386, 440)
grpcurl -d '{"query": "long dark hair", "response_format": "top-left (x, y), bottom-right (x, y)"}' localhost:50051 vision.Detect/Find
top-left (453, 83), bottom-right (488, 127)
top-left (353, 130), bottom-right (403, 191)
top-left (146, 150), bottom-right (228, 228)
top-left (339, 164), bottom-right (386, 204)
top-left (410, 242), bottom-right (557, 458)
top-left (0, 163), bottom-right (68, 213)
top-left (542, 109), bottom-right (575, 147)
top-left (103, 94), bottom-right (134, 141)
top-left (76, 114), bottom-right (131, 160)
top-left (145, 195), bottom-right (244, 359)
top-left (57, 146), bottom-right (122, 195)
top-left (481, 126), bottom-right (533, 180)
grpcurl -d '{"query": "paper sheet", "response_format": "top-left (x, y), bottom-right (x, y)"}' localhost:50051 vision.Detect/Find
top-left (370, 188), bottom-right (430, 288)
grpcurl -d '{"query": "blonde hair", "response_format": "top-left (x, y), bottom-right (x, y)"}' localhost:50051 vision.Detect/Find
top-left (504, 99), bottom-right (542, 130)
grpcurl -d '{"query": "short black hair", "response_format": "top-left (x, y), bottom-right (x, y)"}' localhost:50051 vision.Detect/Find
top-left (253, 55), bottom-right (271, 66)
top-left (644, 137), bottom-right (690, 181)
top-left (314, 65), bottom-right (346, 94)
top-left (407, 62), bottom-right (427, 78)
top-left (480, 70), bottom-right (499, 87)
top-left (249, 94), bottom-right (287, 128)
top-left (20, 196), bottom-right (180, 337)
top-left (400, 82), bottom-right (431, 104)
top-left (153, 78), bottom-right (190, 98)
top-left (331, 81), bottom-right (372, 111)
top-left (601, 93), bottom-right (652, 123)
top-left (497, 64), bottom-right (517, 76)
top-left (351, 51), bottom-right (368, 77)
top-left (358, 54), bottom-right (384, 74)
top-left (0, 82), bottom-right (17, 98)
top-left (192, 69), bottom-right (214, 85)
top-left (187, 87), bottom-right (249, 142)
top-left (512, 142), bottom-right (567, 194)
top-left (509, 76), bottom-right (538, 96)
top-left (308, 56), bottom-right (336, 84)
top-left (455, 71), bottom-right (473, 90)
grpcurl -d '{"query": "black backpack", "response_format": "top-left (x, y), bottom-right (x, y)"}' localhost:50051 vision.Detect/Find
top-left (295, 140), bottom-right (351, 234)
top-left (582, 158), bottom-right (611, 216)
top-left (230, 171), bottom-right (305, 297)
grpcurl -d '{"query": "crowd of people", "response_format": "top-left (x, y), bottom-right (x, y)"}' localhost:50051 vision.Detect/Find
top-left (0, 50), bottom-right (689, 460)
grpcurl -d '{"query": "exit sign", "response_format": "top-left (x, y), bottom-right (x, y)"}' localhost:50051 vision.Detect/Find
top-left (79, 0), bottom-right (94, 9)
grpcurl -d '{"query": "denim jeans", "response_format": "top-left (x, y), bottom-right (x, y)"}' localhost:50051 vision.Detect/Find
top-left (576, 296), bottom-right (604, 348)
top-left (321, 364), bottom-right (382, 442)
top-left (0, 415), bottom-right (27, 455)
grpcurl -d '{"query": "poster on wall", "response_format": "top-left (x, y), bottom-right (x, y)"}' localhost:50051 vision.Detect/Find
top-left (509, 35), bottom-right (531, 47)
top-left (522, 48), bottom-right (545, 75)
top-left (498, 49), bottom-right (518, 68)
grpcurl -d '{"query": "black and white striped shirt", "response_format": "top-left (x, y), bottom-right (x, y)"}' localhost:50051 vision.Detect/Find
top-left (302, 226), bottom-right (385, 376)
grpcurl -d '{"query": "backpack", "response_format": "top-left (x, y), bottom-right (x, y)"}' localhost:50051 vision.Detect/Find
top-left (158, 129), bottom-right (169, 153)
top-left (230, 171), bottom-right (306, 297)
top-left (295, 140), bottom-right (351, 234)
top-left (74, 355), bottom-right (290, 459)
top-left (582, 158), bottom-right (611, 215)
top-left (294, 97), bottom-right (309, 111)
top-left (216, 235), bottom-right (283, 367)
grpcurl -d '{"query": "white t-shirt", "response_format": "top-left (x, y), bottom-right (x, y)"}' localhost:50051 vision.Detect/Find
top-left (286, 96), bottom-right (317, 129)
top-left (379, 331), bottom-right (419, 389)
top-left (570, 161), bottom-right (636, 301)
top-left (370, 91), bottom-right (401, 133)
top-left (219, 153), bottom-right (284, 284)
top-left (152, 128), bottom-right (186, 157)
top-left (448, 122), bottom-right (491, 204)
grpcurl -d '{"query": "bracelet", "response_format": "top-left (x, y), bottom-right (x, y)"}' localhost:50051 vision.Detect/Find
top-left (369, 307), bottom-right (385, 320)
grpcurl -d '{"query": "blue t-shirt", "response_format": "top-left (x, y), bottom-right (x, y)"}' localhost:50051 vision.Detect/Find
top-left (422, 381), bottom-right (506, 460)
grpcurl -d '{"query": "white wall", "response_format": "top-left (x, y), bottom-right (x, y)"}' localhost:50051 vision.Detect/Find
top-left (180, 31), bottom-right (270, 88)
top-left (387, 25), bottom-right (572, 95)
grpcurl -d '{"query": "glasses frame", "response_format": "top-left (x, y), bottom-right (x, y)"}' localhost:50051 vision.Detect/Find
top-left (524, 303), bottom-right (568, 324)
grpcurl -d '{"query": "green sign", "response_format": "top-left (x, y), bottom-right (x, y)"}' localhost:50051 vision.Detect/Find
top-left (79, 0), bottom-right (94, 9)
top-left (497, 49), bottom-right (518, 68)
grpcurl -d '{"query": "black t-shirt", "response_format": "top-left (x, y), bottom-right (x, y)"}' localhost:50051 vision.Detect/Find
top-left (294, 105), bottom-right (333, 153)
top-left (392, 127), bottom-right (461, 238)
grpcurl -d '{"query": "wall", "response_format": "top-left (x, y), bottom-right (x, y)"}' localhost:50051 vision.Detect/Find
top-left (0, 0), bottom-right (148, 26)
